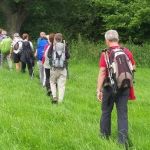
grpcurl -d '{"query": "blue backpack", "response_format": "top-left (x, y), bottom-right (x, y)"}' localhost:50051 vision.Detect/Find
top-left (37, 38), bottom-right (48, 61)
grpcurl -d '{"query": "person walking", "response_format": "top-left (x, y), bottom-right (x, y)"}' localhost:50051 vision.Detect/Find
top-left (42, 33), bottom-right (55, 96)
top-left (35, 32), bottom-right (48, 86)
top-left (20, 33), bottom-right (34, 78)
top-left (0, 30), bottom-right (12, 70)
top-left (50, 33), bottom-right (70, 103)
top-left (10, 33), bottom-right (23, 71)
top-left (97, 30), bottom-right (135, 148)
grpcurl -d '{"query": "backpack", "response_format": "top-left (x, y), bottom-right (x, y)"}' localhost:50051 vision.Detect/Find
top-left (0, 36), bottom-right (12, 54)
top-left (51, 41), bottom-right (66, 68)
top-left (13, 41), bottom-right (22, 51)
top-left (22, 41), bottom-right (32, 54)
top-left (104, 48), bottom-right (133, 90)
top-left (14, 42), bottom-right (19, 50)
top-left (21, 41), bottom-right (33, 61)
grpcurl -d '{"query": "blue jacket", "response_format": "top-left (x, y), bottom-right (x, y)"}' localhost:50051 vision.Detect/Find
top-left (37, 37), bottom-right (48, 61)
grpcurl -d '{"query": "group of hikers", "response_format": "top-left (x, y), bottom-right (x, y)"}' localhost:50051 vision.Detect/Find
top-left (0, 28), bottom-right (70, 104)
top-left (1, 27), bottom-right (136, 149)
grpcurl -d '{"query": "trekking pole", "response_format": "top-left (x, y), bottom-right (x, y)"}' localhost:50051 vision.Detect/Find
top-left (104, 50), bottom-right (117, 94)
top-left (63, 40), bottom-right (69, 79)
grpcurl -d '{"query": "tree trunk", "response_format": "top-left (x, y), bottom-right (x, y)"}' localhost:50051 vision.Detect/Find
top-left (6, 12), bottom-right (27, 36)
top-left (0, 0), bottom-right (28, 36)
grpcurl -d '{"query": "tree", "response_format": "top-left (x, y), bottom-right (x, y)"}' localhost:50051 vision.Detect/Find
top-left (0, 0), bottom-right (30, 35)
top-left (0, 0), bottom-right (52, 36)
top-left (0, 0), bottom-right (149, 42)
top-left (92, 0), bottom-right (150, 42)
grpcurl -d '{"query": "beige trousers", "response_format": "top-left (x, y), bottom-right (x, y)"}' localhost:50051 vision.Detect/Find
top-left (50, 68), bottom-right (67, 102)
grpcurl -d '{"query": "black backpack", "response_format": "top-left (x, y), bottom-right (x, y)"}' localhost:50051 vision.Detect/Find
top-left (21, 41), bottom-right (34, 63)
top-left (14, 41), bottom-right (21, 50)
top-left (22, 41), bottom-right (32, 51)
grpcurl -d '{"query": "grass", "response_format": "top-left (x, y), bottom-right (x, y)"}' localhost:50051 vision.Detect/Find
top-left (0, 61), bottom-right (150, 150)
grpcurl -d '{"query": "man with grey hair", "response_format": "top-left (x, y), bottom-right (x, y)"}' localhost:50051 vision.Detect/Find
top-left (97, 30), bottom-right (135, 147)
top-left (105, 30), bottom-right (119, 42)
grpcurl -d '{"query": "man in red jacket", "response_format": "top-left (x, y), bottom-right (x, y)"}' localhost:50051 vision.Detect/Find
top-left (97, 30), bottom-right (135, 147)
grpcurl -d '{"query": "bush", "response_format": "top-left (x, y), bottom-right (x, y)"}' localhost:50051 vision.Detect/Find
top-left (124, 42), bottom-right (150, 67)
top-left (70, 35), bottom-right (105, 63)
top-left (70, 36), bottom-right (150, 67)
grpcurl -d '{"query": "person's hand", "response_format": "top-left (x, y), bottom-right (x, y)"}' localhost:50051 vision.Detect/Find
top-left (97, 91), bottom-right (103, 102)
top-left (34, 51), bottom-right (37, 58)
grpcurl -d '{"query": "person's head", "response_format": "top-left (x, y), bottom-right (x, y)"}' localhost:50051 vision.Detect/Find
top-left (40, 32), bottom-right (46, 38)
top-left (2, 30), bottom-right (7, 36)
top-left (13, 33), bottom-right (20, 38)
top-left (54, 33), bottom-right (63, 43)
top-left (49, 33), bottom-right (55, 43)
top-left (22, 33), bottom-right (29, 40)
top-left (105, 30), bottom-right (119, 46)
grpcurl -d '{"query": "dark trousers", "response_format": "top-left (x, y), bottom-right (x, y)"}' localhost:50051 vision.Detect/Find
top-left (100, 87), bottom-right (129, 144)
top-left (21, 61), bottom-right (33, 77)
top-left (45, 68), bottom-right (51, 92)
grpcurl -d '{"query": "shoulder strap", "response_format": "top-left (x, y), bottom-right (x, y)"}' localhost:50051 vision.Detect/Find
top-left (102, 49), bottom-right (110, 69)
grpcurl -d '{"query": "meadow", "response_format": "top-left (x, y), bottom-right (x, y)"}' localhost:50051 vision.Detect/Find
top-left (0, 59), bottom-right (150, 150)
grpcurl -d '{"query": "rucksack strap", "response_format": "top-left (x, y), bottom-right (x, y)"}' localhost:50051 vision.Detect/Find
top-left (103, 49), bottom-right (117, 94)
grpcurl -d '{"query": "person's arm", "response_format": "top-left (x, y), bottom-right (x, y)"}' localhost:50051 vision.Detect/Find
top-left (97, 67), bottom-right (106, 101)
top-left (9, 47), bottom-right (13, 55)
top-left (29, 41), bottom-right (34, 51)
top-left (34, 49), bottom-right (37, 58)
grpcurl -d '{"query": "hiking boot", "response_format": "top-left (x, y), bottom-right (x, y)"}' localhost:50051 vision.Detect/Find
top-left (52, 97), bottom-right (58, 104)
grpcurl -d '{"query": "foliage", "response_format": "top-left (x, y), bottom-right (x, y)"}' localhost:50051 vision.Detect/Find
top-left (70, 37), bottom-right (150, 67)
top-left (92, 0), bottom-right (150, 42)
top-left (0, 0), bottom-right (150, 42)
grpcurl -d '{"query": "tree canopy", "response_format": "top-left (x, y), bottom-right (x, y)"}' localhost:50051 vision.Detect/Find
top-left (0, 0), bottom-right (150, 42)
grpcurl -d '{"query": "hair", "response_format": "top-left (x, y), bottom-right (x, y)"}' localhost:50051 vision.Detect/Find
top-left (105, 30), bottom-right (119, 42)
top-left (22, 33), bottom-right (29, 40)
top-left (2, 30), bottom-right (7, 35)
top-left (54, 33), bottom-right (63, 42)
top-left (13, 33), bottom-right (20, 37)
top-left (49, 33), bottom-right (55, 43)
top-left (40, 32), bottom-right (46, 38)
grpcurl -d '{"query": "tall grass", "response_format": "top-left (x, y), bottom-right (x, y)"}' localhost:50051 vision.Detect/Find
top-left (70, 36), bottom-right (150, 67)
top-left (0, 39), bottom-right (150, 149)
top-left (0, 60), bottom-right (150, 149)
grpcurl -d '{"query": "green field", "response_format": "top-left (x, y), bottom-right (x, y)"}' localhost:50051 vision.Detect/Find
top-left (0, 62), bottom-right (150, 150)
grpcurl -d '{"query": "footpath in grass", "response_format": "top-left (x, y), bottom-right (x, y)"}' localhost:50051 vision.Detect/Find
top-left (0, 62), bottom-right (150, 150)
